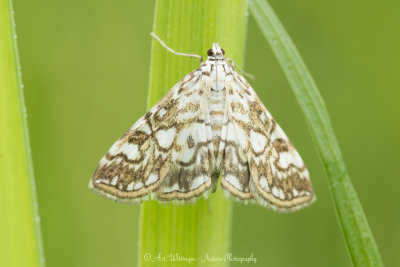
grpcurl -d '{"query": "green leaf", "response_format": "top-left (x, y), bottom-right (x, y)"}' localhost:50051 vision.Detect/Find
top-left (0, 0), bottom-right (45, 266)
top-left (138, 0), bottom-right (248, 266)
top-left (248, 0), bottom-right (384, 266)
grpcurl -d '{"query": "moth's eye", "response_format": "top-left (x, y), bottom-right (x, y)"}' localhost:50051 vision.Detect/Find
top-left (207, 48), bottom-right (213, 56)
top-left (221, 49), bottom-right (225, 55)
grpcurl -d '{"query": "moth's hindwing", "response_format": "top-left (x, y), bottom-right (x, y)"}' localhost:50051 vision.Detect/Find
top-left (90, 69), bottom-right (214, 203)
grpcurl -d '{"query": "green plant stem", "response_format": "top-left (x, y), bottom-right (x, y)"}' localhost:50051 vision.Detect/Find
top-left (138, 0), bottom-right (248, 266)
top-left (249, 0), bottom-right (384, 266)
top-left (0, 0), bottom-right (45, 266)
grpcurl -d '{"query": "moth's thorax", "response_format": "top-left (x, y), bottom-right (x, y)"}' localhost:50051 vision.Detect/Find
top-left (211, 62), bottom-right (228, 91)
top-left (203, 59), bottom-right (229, 91)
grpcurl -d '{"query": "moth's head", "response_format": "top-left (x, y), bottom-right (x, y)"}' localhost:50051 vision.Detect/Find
top-left (207, 43), bottom-right (225, 60)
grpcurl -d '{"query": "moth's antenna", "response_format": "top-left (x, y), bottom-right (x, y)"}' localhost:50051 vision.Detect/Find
top-left (226, 57), bottom-right (255, 80)
top-left (150, 32), bottom-right (203, 62)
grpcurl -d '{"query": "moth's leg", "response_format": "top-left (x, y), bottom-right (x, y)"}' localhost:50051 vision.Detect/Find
top-left (225, 57), bottom-right (255, 80)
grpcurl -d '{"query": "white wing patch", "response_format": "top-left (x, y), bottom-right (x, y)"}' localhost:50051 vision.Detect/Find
top-left (250, 130), bottom-right (267, 153)
top-left (156, 128), bottom-right (176, 149)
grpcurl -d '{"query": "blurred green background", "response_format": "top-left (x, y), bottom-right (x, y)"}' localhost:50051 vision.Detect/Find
top-left (13, 0), bottom-right (399, 266)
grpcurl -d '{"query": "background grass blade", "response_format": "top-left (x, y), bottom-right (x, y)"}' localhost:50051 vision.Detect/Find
top-left (0, 0), bottom-right (45, 266)
top-left (138, 0), bottom-right (248, 266)
top-left (248, 0), bottom-right (384, 266)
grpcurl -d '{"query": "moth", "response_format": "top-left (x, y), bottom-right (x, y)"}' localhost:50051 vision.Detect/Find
top-left (89, 34), bottom-right (315, 212)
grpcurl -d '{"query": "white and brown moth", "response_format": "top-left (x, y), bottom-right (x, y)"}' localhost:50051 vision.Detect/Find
top-left (89, 34), bottom-right (315, 212)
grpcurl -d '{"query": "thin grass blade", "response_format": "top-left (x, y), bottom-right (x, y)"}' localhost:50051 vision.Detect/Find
top-left (0, 0), bottom-right (45, 266)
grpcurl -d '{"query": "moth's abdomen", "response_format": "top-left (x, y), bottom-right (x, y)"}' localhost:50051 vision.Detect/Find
top-left (208, 88), bottom-right (225, 160)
